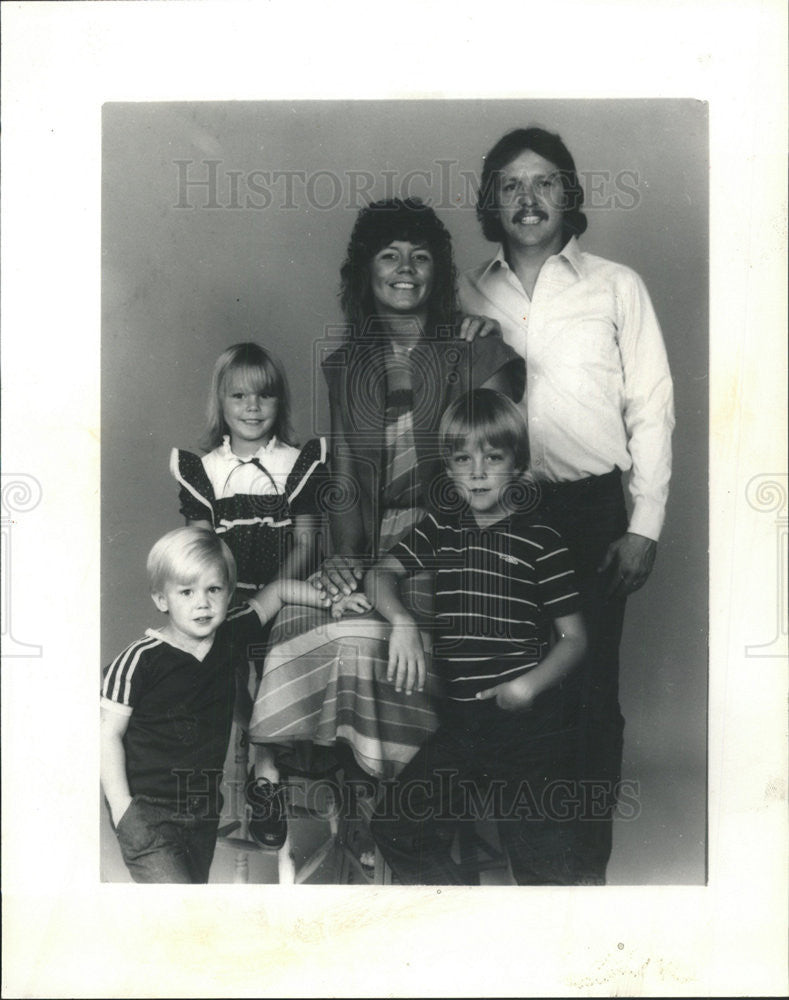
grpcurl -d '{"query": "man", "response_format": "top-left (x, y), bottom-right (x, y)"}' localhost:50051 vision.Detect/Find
top-left (458, 127), bottom-right (674, 883)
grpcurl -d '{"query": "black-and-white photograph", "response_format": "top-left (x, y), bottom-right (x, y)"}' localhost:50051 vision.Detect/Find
top-left (100, 100), bottom-right (708, 887)
top-left (3, 3), bottom-right (786, 997)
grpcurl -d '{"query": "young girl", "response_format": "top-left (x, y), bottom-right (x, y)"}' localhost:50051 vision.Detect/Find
top-left (171, 341), bottom-right (326, 592)
top-left (170, 341), bottom-right (328, 851)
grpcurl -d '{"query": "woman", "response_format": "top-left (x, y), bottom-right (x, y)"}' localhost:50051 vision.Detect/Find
top-left (247, 198), bottom-right (524, 789)
top-left (322, 197), bottom-right (523, 593)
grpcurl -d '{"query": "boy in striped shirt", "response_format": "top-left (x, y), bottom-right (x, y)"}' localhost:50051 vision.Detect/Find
top-left (367, 389), bottom-right (587, 884)
top-left (100, 526), bottom-right (330, 882)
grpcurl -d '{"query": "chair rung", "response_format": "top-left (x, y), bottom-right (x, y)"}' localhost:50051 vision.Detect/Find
top-left (219, 835), bottom-right (267, 852)
top-left (216, 820), bottom-right (241, 838)
top-left (287, 803), bottom-right (337, 821)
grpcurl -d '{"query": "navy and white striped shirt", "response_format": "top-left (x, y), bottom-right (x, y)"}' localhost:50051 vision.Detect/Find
top-left (391, 510), bottom-right (580, 701)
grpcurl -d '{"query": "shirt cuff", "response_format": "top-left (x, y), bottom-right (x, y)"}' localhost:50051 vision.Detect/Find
top-left (100, 696), bottom-right (133, 716)
top-left (628, 499), bottom-right (665, 542)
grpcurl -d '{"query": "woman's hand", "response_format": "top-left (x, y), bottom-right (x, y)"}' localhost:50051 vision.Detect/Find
top-left (316, 554), bottom-right (365, 598)
top-left (387, 616), bottom-right (426, 695)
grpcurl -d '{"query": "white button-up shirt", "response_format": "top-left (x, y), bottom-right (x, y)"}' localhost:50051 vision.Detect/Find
top-left (458, 238), bottom-right (674, 540)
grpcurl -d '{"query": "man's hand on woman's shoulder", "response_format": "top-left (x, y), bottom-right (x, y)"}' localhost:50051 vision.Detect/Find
top-left (457, 314), bottom-right (501, 341)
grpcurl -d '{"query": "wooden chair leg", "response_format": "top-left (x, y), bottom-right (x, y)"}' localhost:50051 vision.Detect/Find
top-left (277, 828), bottom-right (297, 884)
top-left (213, 722), bottom-right (254, 883)
top-left (233, 847), bottom-right (250, 884)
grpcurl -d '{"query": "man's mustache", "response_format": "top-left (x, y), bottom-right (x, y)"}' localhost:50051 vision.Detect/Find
top-left (512, 207), bottom-right (549, 224)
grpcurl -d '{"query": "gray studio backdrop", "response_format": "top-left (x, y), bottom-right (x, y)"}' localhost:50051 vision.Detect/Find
top-left (102, 100), bottom-right (708, 883)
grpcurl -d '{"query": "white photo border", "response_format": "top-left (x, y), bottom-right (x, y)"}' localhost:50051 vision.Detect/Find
top-left (1, 2), bottom-right (786, 997)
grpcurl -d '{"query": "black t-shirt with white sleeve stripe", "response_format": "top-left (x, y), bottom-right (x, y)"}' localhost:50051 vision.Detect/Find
top-left (101, 603), bottom-right (271, 803)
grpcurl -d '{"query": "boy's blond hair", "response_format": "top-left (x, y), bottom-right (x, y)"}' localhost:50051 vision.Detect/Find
top-left (439, 388), bottom-right (530, 471)
top-left (147, 526), bottom-right (237, 595)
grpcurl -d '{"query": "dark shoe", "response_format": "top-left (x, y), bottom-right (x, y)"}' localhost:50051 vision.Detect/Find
top-left (246, 770), bottom-right (287, 850)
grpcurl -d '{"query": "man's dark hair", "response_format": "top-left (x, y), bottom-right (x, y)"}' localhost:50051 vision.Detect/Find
top-left (476, 127), bottom-right (588, 244)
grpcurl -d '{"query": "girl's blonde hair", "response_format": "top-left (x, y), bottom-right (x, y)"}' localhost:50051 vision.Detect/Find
top-left (201, 341), bottom-right (297, 452)
top-left (147, 526), bottom-right (237, 595)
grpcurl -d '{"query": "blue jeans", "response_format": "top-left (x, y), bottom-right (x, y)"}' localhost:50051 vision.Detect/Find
top-left (113, 792), bottom-right (221, 884)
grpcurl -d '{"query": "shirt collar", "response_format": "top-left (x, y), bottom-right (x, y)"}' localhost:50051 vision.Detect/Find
top-left (557, 235), bottom-right (584, 277)
top-left (219, 435), bottom-right (279, 463)
top-left (457, 503), bottom-right (513, 532)
top-left (145, 627), bottom-right (216, 660)
top-left (482, 245), bottom-right (509, 279)
top-left (485, 235), bottom-right (584, 279)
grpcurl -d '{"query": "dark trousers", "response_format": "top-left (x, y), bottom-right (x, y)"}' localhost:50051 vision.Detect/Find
top-left (370, 694), bottom-right (579, 886)
top-left (537, 469), bottom-right (628, 880)
top-left (113, 792), bottom-right (221, 884)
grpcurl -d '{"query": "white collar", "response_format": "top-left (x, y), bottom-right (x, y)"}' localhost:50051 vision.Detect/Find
top-left (484, 236), bottom-right (584, 280)
top-left (218, 434), bottom-right (280, 463)
top-left (145, 627), bottom-right (215, 661)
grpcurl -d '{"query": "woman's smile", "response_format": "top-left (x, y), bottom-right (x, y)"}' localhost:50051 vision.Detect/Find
top-left (370, 240), bottom-right (435, 317)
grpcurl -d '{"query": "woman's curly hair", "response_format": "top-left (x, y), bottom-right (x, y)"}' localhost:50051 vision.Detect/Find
top-left (340, 197), bottom-right (457, 336)
top-left (476, 127), bottom-right (588, 244)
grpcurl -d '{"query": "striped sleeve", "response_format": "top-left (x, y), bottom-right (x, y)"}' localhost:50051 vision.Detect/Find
top-left (534, 527), bottom-right (581, 618)
top-left (389, 512), bottom-right (440, 572)
top-left (101, 635), bottom-right (161, 709)
top-left (224, 601), bottom-right (275, 663)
